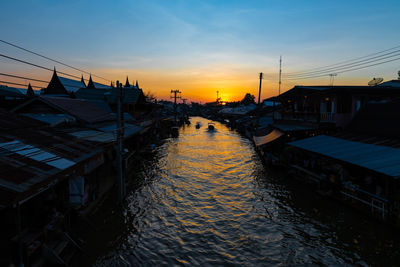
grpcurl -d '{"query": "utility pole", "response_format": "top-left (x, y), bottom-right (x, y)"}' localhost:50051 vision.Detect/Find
top-left (116, 81), bottom-right (125, 203)
top-left (274, 56), bottom-right (282, 121)
top-left (329, 73), bottom-right (337, 86)
top-left (170, 89), bottom-right (181, 122)
top-left (279, 56), bottom-right (282, 96)
top-left (258, 72), bottom-right (263, 105)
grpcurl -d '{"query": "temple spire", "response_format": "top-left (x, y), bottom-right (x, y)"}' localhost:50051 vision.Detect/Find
top-left (81, 75), bottom-right (86, 87)
top-left (135, 80), bottom-right (139, 88)
top-left (87, 74), bottom-right (95, 89)
top-left (27, 83), bottom-right (34, 97)
top-left (124, 76), bottom-right (131, 87)
top-left (43, 68), bottom-right (68, 95)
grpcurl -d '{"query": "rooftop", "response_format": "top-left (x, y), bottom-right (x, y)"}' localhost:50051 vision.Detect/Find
top-left (289, 135), bottom-right (400, 178)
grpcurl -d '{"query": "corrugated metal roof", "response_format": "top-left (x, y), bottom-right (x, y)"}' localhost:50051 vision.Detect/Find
top-left (23, 113), bottom-right (75, 126)
top-left (69, 123), bottom-right (142, 143)
top-left (75, 88), bottom-right (107, 101)
top-left (59, 76), bottom-right (86, 93)
top-left (98, 123), bottom-right (142, 139)
top-left (289, 135), bottom-right (400, 178)
top-left (253, 129), bottom-right (284, 147)
top-left (0, 109), bottom-right (46, 130)
top-left (41, 96), bottom-right (115, 123)
top-left (0, 110), bottom-right (103, 207)
top-left (93, 82), bottom-right (112, 89)
top-left (87, 100), bottom-right (113, 113)
top-left (0, 85), bottom-right (26, 97)
top-left (69, 130), bottom-right (115, 143)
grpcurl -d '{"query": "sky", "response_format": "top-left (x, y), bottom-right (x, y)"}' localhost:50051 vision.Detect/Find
top-left (1, 0), bottom-right (400, 102)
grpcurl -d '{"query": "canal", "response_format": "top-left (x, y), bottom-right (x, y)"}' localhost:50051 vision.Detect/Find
top-left (88, 117), bottom-right (400, 266)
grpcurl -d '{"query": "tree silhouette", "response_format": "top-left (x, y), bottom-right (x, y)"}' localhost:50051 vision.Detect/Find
top-left (241, 93), bottom-right (255, 105)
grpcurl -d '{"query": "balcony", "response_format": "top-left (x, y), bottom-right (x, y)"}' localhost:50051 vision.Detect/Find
top-left (275, 111), bottom-right (335, 123)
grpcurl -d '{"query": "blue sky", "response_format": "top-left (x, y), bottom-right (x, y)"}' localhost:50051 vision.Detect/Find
top-left (1, 0), bottom-right (400, 101)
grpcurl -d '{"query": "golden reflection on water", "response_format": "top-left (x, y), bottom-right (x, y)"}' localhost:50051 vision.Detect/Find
top-left (92, 116), bottom-right (399, 266)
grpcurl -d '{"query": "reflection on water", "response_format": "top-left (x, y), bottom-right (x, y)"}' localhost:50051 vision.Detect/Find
top-left (93, 117), bottom-right (399, 266)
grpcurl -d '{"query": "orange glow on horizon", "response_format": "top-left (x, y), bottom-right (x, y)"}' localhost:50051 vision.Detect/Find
top-left (0, 66), bottom-right (376, 103)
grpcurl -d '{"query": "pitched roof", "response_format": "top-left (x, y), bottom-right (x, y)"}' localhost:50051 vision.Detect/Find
top-left (87, 75), bottom-right (95, 89)
top-left (58, 76), bottom-right (86, 93)
top-left (13, 96), bottom-right (115, 124)
top-left (75, 88), bottom-right (107, 101)
top-left (93, 81), bottom-right (111, 89)
top-left (81, 75), bottom-right (86, 87)
top-left (125, 76), bottom-right (131, 87)
top-left (27, 83), bottom-right (35, 96)
top-left (41, 96), bottom-right (115, 124)
top-left (0, 110), bottom-right (101, 208)
top-left (280, 85), bottom-right (400, 98)
top-left (43, 69), bottom-right (69, 95)
top-left (0, 85), bottom-right (27, 97)
top-left (379, 79), bottom-right (400, 87)
top-left (289, 135), bottom-right (400, 178)
top-left (85, 75), bottom-right (111, 89)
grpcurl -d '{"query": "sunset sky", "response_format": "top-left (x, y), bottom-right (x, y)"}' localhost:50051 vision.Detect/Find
top-left (1, 0), bottom-right (400, 102)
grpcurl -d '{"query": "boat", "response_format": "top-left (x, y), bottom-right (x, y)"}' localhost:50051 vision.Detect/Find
top-left (208, 123), bottom-right (215, 131)
top-left (171, 126), bottom-right (179, 137)
top-left (195, 122), bottom-right (201, 129)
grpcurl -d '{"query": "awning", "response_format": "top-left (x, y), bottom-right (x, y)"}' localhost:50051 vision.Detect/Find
top-left (253, 129), bottom-right (284, 147)
top-left (289, 135), bottom-right (400, 178)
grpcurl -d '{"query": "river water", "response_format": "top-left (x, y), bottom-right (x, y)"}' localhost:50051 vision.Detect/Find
top-left (90, 117), bottom-right (400, 266)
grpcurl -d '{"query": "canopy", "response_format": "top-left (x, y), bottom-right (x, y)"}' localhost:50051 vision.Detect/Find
top-left (253, 129), bottom-right (284, 147)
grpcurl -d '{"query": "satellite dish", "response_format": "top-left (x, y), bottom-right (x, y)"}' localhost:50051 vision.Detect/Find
top-left (368, 77), bottom-right (384, 86)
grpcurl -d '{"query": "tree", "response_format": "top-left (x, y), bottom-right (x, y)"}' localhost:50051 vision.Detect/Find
top-left (241, 93), bottom-right (255, 105)
top-left (144, 90), bottom-right (157, 102)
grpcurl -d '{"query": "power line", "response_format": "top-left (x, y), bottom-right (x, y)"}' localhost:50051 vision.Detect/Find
top-left (284, 50), bottom-right (400, 78)
top-left (284, 56), bottom-right (400, 80)
top-left (0, 53), bottom-right (82, 80)
top-left (0, 80), bottom-right (41, 88)
top-left (0, 72), bottom-right (48, 83)
top-left (284, 44), bottom-right (400, 76)
top-left (0, 39), bottom-right (111, 82)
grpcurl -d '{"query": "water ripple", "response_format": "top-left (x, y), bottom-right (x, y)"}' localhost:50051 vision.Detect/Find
top-left (92, 117), bottom-right (400, 266)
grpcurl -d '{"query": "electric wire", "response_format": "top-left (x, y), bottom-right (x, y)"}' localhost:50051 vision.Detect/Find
top-left (0, 80), bottom-right (42, 89)
top-left (0, 72), bottom-right (48, 83)
top-left (0, 53), bottom-right (82, 80)
top-left (0, 39), bottom-right (111, 82)
top-left (284, 50), bottom-right (400, 78)
top-left (284, 44), bottom-right (400, 76)
top-left (284, 56), bottom-right (400, 80)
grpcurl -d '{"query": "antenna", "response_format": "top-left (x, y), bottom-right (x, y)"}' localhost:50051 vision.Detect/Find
top-left (368, 77), bottom-right (384, 86)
